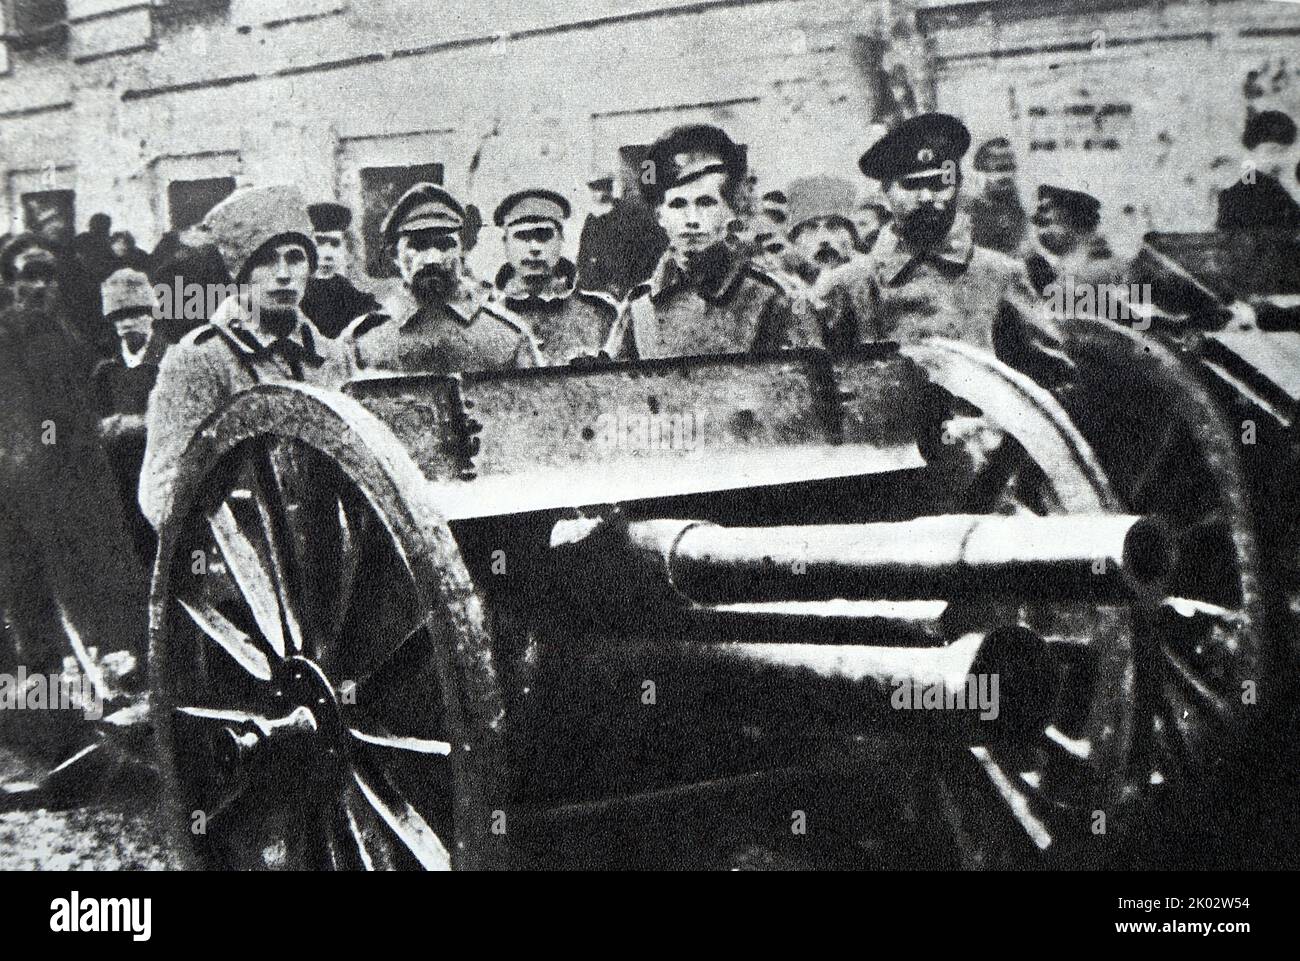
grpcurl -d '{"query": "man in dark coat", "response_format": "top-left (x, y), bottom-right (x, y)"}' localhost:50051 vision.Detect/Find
top-left (299, 201), bottom-right (380, 338)
top-left (92, 268), bottom-right (166, 564)
top-left (576, 172), bottom-right (669, 300)
top-left (1217, 109), bottom-right (1300, 231)
top-left (0, 235), bottom-right (150, 698)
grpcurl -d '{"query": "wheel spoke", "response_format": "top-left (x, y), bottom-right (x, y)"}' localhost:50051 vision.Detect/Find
top-left (333, 496), bottom-right (362, 646)
top-left (208, 501), bottom-right (285, 658)
top-left (1131, 425), bottom-right (1181, 508)
top-left (349, 721), bottom-right (452, 756)
top-left (248, 444), bottom-right (308, 655)
top-left (176, 705), bottom-right (267, 726)
top-left (323, 801), bottom-right (370, 871)
top-left (340, 779), bottom-right (401, 871)
top-left (1161, 643), bottom-right (1232, 722)
top-left (352, 768), bottom-right (452, 871)
top-left (177, 597), bottom-right (274, 682)
top-left (339, 603), bottom-right (432, 689)
top-left (969, 746), bottom-right (1055, 852)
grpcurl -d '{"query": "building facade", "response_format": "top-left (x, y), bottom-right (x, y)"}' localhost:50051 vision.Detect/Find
top-left (0, 0), bottom-right (1297, 284)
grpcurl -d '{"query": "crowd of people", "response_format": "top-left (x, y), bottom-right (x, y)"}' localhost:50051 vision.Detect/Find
top-left (1, 106), bottom-right (1297, 625)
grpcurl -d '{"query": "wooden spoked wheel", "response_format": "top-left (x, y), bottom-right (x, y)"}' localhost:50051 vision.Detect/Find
top-left (1051, 322), bottom-right (1274, 850)
top-left (150, 384), bottom-right (506, 870)
top-left (900, 336), bottom-right (1267, 867)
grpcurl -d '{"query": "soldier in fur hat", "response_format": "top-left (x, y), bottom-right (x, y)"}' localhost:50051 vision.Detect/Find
top-left (139, 184), bottom-right (353, 528)
top-left (785, 175), bottom-right (862, 282)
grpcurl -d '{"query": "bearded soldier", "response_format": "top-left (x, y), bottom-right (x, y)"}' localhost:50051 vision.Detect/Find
top-left (139, 184), bottom-right (353, 529)
top-left (607, 124), bottom-right (820, 360)
top-left (491, 188), bottom-right (616, 365)
top-left (815, 113), bottom-right (1071, 384)
top-left (343, 183), bottom-right (540, 374)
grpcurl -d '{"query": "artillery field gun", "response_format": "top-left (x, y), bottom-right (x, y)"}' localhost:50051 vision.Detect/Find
top-left (2, 222), bottom-right (1293, 867)
top-left (138, 292), bottom-right (1293, 869)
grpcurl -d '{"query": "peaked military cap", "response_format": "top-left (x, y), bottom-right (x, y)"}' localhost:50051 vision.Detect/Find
top-left (381, 183), bottom-right (465, 243)
top-left (308, 201), bottom-right (353, 233)
top-left (640, 124), bottom-right (747, 206)
top-left (973, 136), bottom-right (1017, 173)
top-left (858, 113), bottom-right (971, 182)
top-left (1033, 184), bottom-right (1102, 232)
top-left (493, 189), bottom-right (571, 228)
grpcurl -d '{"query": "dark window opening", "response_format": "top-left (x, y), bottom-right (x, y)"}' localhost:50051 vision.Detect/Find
top-left (168, 176), bottom-right (236, 231)
top-left (358, 163), bottom-right (444, 279)
top-left (4, 0), bottom-right (67, 49)
top-left (21, 188), bottom-right (75, 247)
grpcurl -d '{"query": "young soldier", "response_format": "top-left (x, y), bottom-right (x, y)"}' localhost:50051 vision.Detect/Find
top-left (139, 184), bottom-right (353, 529)
top-left (299, 201), bottom-right (380, 338)
top-left (491, 188), bottom-right (616, 364)
top-left (608, 124), bottom-right (819, 360)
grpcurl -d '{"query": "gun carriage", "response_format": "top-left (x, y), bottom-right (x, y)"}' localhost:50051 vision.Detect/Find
top-left (143, 299), bottom-right (1290, 869)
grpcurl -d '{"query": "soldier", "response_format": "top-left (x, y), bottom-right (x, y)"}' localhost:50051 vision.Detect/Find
top-left (139, 184), bottom-right (353, 529)
top-left (0, 235), bottom-right (149, 696)
top-left (491, 188), bottom-right (617, 364)
top-left (1024, 185), bottom-right (1125, 298)
top-left (607, 124), bottom-right (820, 360)
top-left (299, 201), bottom-right (380, 338)
top-left (1217, 109), bottom-right (1300, 231)
top-left (965, 137), bottom-right (1029, 256)
top-left (343, 183), bottom-right (540, 374)
top-left (815, 113), bottom-right (1070, 382)
top-left (92, 269), bottom-right (166, 563)
top-left (786, 175), bottom-right (862, 282)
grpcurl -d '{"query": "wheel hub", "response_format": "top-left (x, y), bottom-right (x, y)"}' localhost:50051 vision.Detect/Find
top-left (235, 656), bottom-right (350, 786)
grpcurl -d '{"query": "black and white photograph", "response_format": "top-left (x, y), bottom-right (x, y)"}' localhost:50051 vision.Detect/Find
top-left (0, 0), bottom-right (1296, 912)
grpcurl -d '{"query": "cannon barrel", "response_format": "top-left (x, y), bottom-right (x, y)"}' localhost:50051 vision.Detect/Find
top-left (604, 513), bottom-right (1170, 604)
